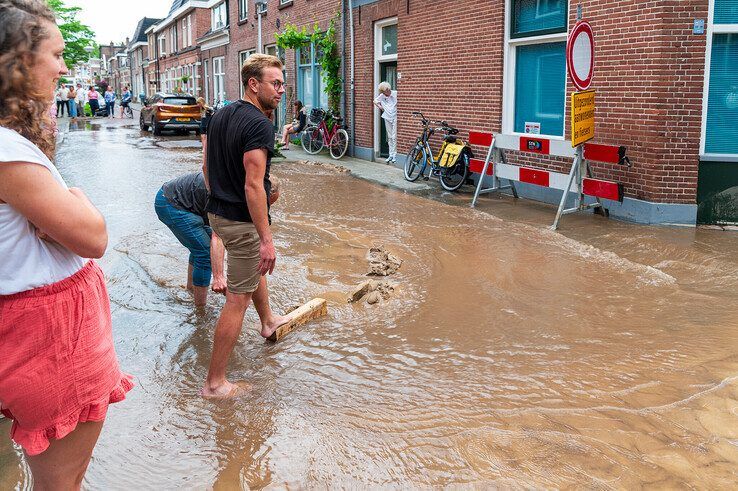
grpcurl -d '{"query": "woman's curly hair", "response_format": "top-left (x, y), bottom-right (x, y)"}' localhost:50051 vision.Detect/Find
top-left (0, 0), bottom-right (57, 160)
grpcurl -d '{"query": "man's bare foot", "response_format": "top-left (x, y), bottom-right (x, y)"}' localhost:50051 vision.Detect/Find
top-left (200, 380), bottom-right (252, 400)
top-left (260, 314), bottom-right (292, 338)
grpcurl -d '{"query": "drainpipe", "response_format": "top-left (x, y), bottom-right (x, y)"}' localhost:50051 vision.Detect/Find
top-left (348, 0), bottom-right (355, 157)
top-left (256, 1), bottom-right (266, 54)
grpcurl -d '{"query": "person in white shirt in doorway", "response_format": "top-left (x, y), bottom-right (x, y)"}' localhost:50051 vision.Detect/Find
top-left (373, 81), bottom-right (398, 164)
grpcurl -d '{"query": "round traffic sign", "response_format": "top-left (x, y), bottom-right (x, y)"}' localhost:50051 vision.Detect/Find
top-left (566, 21), bottom-right (595, 91)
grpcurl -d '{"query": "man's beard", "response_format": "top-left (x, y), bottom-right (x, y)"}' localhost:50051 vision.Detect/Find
top-left (258, 92), bottom-right (279, 112)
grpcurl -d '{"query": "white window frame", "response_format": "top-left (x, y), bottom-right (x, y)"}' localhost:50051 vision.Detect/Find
top-left (212, 2), bottom-right (227, 31)
top-left (187, 14), bottom-right (192, 47)
top-left (239, 49), bottom-right (256, 98)
top-left (170, 26), bottom-right (177, 53)
top-left (239, 0), bottom-right (248, 22)
top-left (374, 17), bottom-right (398, 156)
top-left (213, 56), bottom-right (225, 103)
top-left (700, 0), bottom-right (738, 161)
top-left (204, 59), bottom-right (211, 104)
top-left (158, 35), bottom-right (166, 56)
top-left (502, 0), bottom-right (568, 139)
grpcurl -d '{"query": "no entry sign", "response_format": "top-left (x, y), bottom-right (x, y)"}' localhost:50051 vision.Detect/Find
top-left (566, 21), bottom-right (594, 91)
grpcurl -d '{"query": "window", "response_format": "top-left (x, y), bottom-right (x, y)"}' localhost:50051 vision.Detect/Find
top-left (297, 42), bottom-right (328, 111)
top-left (239, 0), bottom-right (248, 21)
top-left (187, 15), bottom-right (192, 47)
top-left (170, 26), bottom-right (178, 53)
top-left (204, 59), bottom-right (210, 105)
top-left (703, 0), bottom-right (738, 157)
top-left (213, 56), bottom-right (225, 103)
top-left (381, 24), bottom-right (397, 56)
top-left (504, 0), bottom-right (567, 137)
top-left (212, 2), bottom-right (227, 30)
top-left (239, 49), bottom-right (256, 97)
top-left (158, 35), bottom-right (166, 55)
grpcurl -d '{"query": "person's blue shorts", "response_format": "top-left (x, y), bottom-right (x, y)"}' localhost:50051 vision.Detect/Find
top-left (154, 188), bottom-right (212, 287)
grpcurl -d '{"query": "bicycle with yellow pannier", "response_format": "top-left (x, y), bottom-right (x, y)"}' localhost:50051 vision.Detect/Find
top-left (404, 111), bottom-right (473, 191)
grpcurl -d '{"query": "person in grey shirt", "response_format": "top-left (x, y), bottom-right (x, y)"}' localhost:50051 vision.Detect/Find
top-left (154, 172), bottom-right (281, 307)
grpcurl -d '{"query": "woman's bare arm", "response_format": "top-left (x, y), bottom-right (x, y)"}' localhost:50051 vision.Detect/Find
top-left (0, 162), bottom-right (108, 258)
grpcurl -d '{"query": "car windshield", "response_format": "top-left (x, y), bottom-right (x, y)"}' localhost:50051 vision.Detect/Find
top-left (162, 97), bottom-right (196, 106)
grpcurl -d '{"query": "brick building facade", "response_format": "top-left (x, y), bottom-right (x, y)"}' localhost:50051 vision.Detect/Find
top-left (128, 0), bottom-right (738, 225)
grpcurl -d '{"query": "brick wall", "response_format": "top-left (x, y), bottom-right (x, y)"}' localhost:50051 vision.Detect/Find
top-left (349, 0), bottom-right (708, 204)
top-left (226, 0), bottom-right (341, 116)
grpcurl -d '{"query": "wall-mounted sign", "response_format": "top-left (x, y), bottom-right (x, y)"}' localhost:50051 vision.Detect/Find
top-left (566, 21), bottom-right (595, 91)
top-left (693, 19), bottom-right (705, 35)
top-left (524, 122), bottom-right (541, 134)
top-left (571, 89), bottom-right (595, 147)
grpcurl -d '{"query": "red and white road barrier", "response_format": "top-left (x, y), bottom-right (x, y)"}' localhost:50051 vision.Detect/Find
top-left (468, 132), bottom-right (629, 229)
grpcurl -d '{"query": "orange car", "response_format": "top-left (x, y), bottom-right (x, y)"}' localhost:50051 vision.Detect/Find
top-left (140, 93), bottom-right (202, 136)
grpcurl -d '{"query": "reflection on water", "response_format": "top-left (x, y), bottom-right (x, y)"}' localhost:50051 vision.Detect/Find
top-left (2, 120), bottom-right (738, 488)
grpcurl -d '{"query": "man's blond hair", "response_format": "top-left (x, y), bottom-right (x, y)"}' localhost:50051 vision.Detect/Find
top-left (241, 54), bottom-right (283, 90)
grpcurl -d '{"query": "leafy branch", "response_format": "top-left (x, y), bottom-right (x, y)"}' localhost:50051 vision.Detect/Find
top-left (275, 14), bottom-right (342, 114)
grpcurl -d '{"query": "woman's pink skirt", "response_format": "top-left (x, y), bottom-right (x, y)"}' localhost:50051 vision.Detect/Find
top-left (0, 260), bottom-right (134, 456)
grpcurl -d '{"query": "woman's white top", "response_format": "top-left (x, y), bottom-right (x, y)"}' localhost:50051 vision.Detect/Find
top-left (374, 90), bottom-right (398, 121)
top-left (0, 126), bottom-right (85, 295)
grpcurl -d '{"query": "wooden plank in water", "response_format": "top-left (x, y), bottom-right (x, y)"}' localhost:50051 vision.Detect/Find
top-left (268, 298), bottom-right (328, 342)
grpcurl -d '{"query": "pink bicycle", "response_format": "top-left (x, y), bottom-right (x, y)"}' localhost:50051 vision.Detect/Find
top-left (301, 108), bottom-right (349, 159)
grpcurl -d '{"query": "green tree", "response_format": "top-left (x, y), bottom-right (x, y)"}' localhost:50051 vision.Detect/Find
top-left (47, 0), bottom-right (96, 68)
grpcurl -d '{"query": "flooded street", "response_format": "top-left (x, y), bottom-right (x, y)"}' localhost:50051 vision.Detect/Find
top-left (2, 120), bottom-right (738, 488)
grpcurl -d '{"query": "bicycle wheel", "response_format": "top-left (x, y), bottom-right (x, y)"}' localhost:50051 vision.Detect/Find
top-left (301, 126), bottom-right (324, 154)
top-left (404, 144), bottom-right (426, 182)
top-left (439, 152), bottom-right (470, 191)
top-left (329, 128), bottom-right (349, 159)
top-left (126, 106), bottom-right (134, 118)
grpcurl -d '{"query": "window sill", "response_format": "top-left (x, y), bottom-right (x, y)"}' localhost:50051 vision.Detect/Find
top-left (278, 1), bottom-right (293, 10)
top-left (237, 16), bottom-right (249, 26)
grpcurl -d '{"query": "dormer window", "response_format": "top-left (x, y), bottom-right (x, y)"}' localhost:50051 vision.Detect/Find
top-left (212, 2), bottom-right (227, 30)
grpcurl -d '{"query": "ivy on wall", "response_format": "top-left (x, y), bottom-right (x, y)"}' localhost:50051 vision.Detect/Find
top-left (275, 14), bottom-right (342, 115)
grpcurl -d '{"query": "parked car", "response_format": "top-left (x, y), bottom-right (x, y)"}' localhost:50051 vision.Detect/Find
top-left (139, 93), bottom-right (201, 135)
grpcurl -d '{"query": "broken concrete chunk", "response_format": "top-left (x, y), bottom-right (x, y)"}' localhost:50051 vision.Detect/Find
top-left (366, 291), bottom-right (381, 305)
top-left (348, 280), bottom-right (379, 303)
top-left (367, 245), bottom-right (402, 276)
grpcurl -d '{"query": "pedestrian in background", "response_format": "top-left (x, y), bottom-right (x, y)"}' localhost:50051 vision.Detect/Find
top-left (75, 82), bottom-right (86, 116)
top-left (119, 85), bottom-right (131, 118)
top-left (0, 1), bottom-right (133, 488)
top-left (54, 84), bottom-right (67, 117)
top-left (373, 81), bottom-right (398, 163)
top-left (67, 83), bottom-right (77, 120)
top-left (88, 85), bottom-right (99, 116)
top-left (104, 86), bottom-right (115, 118)
top-left (279, 100), bottom-right (306, 150)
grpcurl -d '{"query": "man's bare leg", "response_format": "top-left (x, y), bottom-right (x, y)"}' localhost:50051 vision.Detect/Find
top-left (193, 286), bottom-right (208, 307)
top-left (187, 264), bottom-right (194, 291)
top-left (201, 290), bottom-right (253, 398)
top-left (252, 276), bottom-right (291, 338)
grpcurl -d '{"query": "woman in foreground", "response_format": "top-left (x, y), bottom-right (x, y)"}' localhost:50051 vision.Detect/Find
top-left (0, 1), bottom-right (133, 489)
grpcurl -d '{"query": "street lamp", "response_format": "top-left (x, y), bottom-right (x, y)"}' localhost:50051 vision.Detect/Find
top-left (255, 1), bottom-right (266, 54)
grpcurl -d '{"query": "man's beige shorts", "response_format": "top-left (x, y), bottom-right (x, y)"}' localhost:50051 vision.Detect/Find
top-left (209, 213), bottom-right (261, 294)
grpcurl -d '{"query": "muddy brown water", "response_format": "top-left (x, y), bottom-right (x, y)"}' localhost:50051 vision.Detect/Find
top-left (1, 120), bottom-right (738, 488)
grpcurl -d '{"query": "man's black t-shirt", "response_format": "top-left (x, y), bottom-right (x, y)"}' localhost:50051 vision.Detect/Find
top-left (205, 100), bottom-right (273, 223)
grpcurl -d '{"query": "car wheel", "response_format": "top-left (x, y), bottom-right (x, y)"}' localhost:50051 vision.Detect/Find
top-left (139, 114), bottom-right (149, 131)
top-left (153, 118), bottom-right (162, 136)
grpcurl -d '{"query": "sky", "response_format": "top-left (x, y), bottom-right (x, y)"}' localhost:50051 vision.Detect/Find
top-left (67, 0), bottom-right (171, 45)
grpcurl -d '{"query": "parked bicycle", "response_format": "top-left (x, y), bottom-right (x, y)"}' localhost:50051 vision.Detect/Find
top-left (404, 111), bottom-right (472, 191)
top-left (301, 107), bottom-right (349, 160)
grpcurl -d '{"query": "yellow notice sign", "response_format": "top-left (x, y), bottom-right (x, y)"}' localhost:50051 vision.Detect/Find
top-left (571, 89), bottom-right (595, 147)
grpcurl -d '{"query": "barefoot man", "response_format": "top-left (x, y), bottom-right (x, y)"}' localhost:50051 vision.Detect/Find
top-left (201, 54), bottom-right (290, 398)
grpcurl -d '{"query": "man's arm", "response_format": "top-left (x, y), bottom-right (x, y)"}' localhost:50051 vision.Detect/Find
top-left (201, 138), bottom-right (209, 190)
top-left (210, 231), bottom-right (226, 293)
top-left (243, 148), bottom-right (275, 275)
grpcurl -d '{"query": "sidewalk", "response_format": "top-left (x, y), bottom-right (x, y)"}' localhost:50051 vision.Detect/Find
top-left (279, 146), bottom-right (433, 193)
